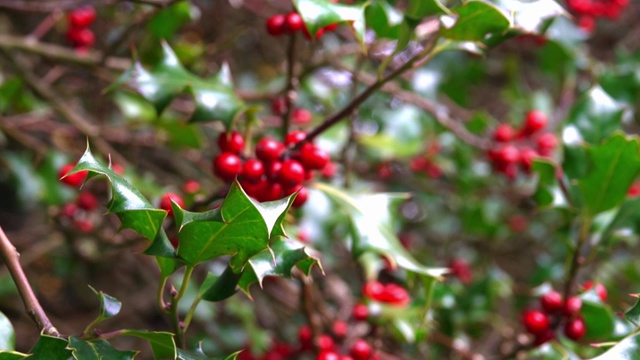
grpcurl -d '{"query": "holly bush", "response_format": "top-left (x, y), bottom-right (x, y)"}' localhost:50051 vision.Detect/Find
top-left (0, 0), bottom-right (639, 359)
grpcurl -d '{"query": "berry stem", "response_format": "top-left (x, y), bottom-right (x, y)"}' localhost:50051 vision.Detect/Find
top-left (171, 265), bottom-right (195, 348)
top-left (0, 226), bottom-right (60, 337)
top-left (281, 32), bottom-right (299, 139)
top-left (297, 34), bottom-right (441, 148)
top-left (563, 215), bottom-right (593, 301)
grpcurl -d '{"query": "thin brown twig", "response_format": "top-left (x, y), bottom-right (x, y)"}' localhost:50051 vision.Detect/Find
top-left (280, 32), bottom-right (299, 139)
top-left (0, 226), bottom-right (60, 337)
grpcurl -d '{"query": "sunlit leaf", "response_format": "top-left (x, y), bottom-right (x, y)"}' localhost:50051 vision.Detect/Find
top-left (293, 0), bottom-right (367, 51)
top-left (120, 330), bottom-right (176, 360)
top-left (441, 2), bottom-right (511, 42)
top-left (68, 337), bottom-right (136, 360)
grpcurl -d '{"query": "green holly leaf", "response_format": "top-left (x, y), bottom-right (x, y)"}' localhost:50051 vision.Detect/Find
top-left (0, 311), bottom-right (14, 351)
top-left (492, 0), bottom-right (565, 33)
top-left (70, 147), bottom-right (175, 257)
top-left (567, 86), bottom-right (626, 145)
top-left (28, 334), bottom-right (72, 360)
top-left (293, 0), bottom-right (367, 51)
top-left (112, 42), bottom-right (245, 127)
top-left (441, 2), bottom-right (511, 42)
top-left (177, 348), bottom-right (239, 360)
top-left (68, 337), bottom-right (136, 360)
top-left (314, 183), bottom-right (448, 279)
top-left (531, 159), bottom-right (566, 207)
top-left (624, 294), bottom-right (640, 327)
top-left (406, 0), bottom-right (449, 18)
top-left (600, 198), bottom-right (640, 246)
top-left (590, 333), bottom-right (640, 359)
top-left (578, 134), bottom-right (640, 215)
top-left (200, 265), bottom-right (242, 302)
top-left (174, 181), bottom-right (295, 271)
top-left (238, 237), bottom-right (322, 294)
top-left (85, 286), bottom-right (121, 330)
top-left (120, 330), bottom-right (176, 360)
top-left (365, 1), bottom-right (404, 39)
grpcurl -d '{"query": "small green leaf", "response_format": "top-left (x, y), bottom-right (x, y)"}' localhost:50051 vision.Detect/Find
top-left (567, 86), bottom-right (625, 145)
top-left (147, 1), bottom-right (192, 38)
top-left (315, 183), bottom-right (448, 279)
top-left (406, 0), bottom-right (449, 18)
top-left (365, 1), bottom-right (403, 38)
top-left (87, 286), bottom-right (122, 327)
top-left (120, 330), bottom-right (176, 360)
top-left (238, 237), bottom-right (322, 294)
top-left (0, 311), bottom-right (15, 351)
top-left (28, 334), bottom-right (72, 360)
top-left (578, 134), bottom-right (640, 215)
top-left (441, 2), bottom-right (511, 42)
top-left (112, 43), bottom-right (245, 127)
top-left (590, 332), bottom-right (640, 360)
top-left (68, 337), bottom-right (137, 360)
top-left (293, 0), bottom-right (367, 51)
top-left (531, 159), bottom-right (564, 207)
top-left (175, 181), bottom-right (294, 270)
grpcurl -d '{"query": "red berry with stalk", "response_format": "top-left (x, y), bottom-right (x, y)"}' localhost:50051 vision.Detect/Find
top-left (256, 138), bottom-right (285, 162)
top-left (284, 12), bottom-right (304, 33)
top-left (279, 159), bottom-right (305, 186)
top-left (522, 309), bottom-right (550, 335)
top-left (522, 110), bottom-right (548, 135)
top-left (68, 6), bottom-right (97, 28)
top-left (494, 124), bottom-right (515, 142)
top-left (540, 290), bottom-right (563, 313)
top-left (217, 131), bottom-right (245, 154)
top-left (564, 317), bottom-right (586, 341)
top-left (349, 339), bottom-right (372, 360)
top-left (242, 159), bottom-right (264, 182)
top-left (352, 303), bottom-right (369, 321)
top-left (76, 191), bottom-right (99, 211)
top-left (266, 14), bottom-right (286, 36)
top-left (563, 296), bottom-right (582, 317)
top-left (300, 143), bottom-right (330, 170)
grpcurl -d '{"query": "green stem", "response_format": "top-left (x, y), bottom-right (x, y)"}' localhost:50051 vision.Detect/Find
top-left (171, 265), bottom-right (195, 349)
top-left (182, 293), bottom-right (203, 332)
top-left (158, 276), bottom-right (169, 313)
top-left (421, 276), bottom-right (437, 327)
top-left (281, 32), bottom-right (298, 139)
top-left (563, 214), bottom-right (593, 300)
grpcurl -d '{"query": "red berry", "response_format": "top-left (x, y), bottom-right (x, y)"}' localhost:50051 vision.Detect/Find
top-left (292, 186), bottom-right (309, 208)
top-left (242, 159), bottom-right (264, 182)
top-left (271, 96), bottom-right (287, 115)
top-left (240, 177), bottom-right (267, 199)
top-left (522, 309), bottom-right (550, 335)
top-left (266, 14), bottom-right (287, 36)
top-left (582, 281), bottom-right (608, 302)
top-left (182, 180), bottom-right (201, 194)
top-left (448, 258), bottom-right (473, 284)
top-left (352, 303), bottom-right (369, 321)
top-left (321, 161), bottom-right (337, 178)
top-left (279, 159), bottom-right (305, 186)
top-left (519, 147), bottom-right (539, 172)
top-left (59, 163), bottom-right (88, 187)
top-left (66, 27), bottom-right (95, 47)
top-left (285, 12), bottom-right (304, 33)
top-left (68, 6), bottom-right (96, 28)
top-left (76, 191), bottom-right (99, 211)
top-left (298, 325), bottom-right (313, 349)
top-left (61, 203), bottom-right (78, 218)
top-left (324, 23), bottom-right (339, 32)
top-left (159, 192), bottom-right (184, 216)
top-left (217, 131), bottom-right (245, 154)
top-left (256, 138), bottom-right (284, 162)
top-left (300, 143), bottom-right (329, 170)
top-left (332, 321), bottom-right (348, 338)
top-left (316, 351), bottom-right (340, 360)
top-left (261, 181), bottom-right (283, 202)
top-left (507, 215), bottom-right (528, 232)
top-left (536, 133), bottom-right (557, 156)
top-left (497, 145), bottom-right (520, 164)
top-left (292, 108), bottom-right (313, 124)
top-left (523, 110), bottom-right (548, 135)
top-left (73, 218), bottom-right (94, 233)
top-left (363, 280), bottom-right (385, 300)
top-left (316, 334), bottom-right (335, 352)
top-left (380, 283), bottom-right (410, 306)
top-left (285, 131), bottom-right (307, 146)
top-left (540, 290), bottom-right (563, 314)
top-left (169, 235), bottom-right (179, 249)
top-left (563, 296), bottom-right (582, 317)
top-left (265, 161), bottom-right (282, 181)
top-left (349, 339), bottom-right (372, 360)
top-left (213, 153), bottom-right (242, 182)
top-left (494, 124), bottom-right (515, 142)
top-left (564, 317), bottom-right (586, 341)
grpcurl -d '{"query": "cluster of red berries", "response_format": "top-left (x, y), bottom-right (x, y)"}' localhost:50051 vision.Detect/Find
top-left (59, 191), bottom-right (99, 233)
top-left (361, 280), bottom-right (410, 307)
top-left (66, 6), bottom-right (96, 50)
top-left (238, 323), bottom-right (377, 360)
top-left (265, 4), bottom-right (338, 40)
top-left (566, 0), bottom-right (629, 32)
top-left (212, 131), bottom-right (330, 208)
top-left (409, 142), bottom-right (443, 179)
top-left (487, 110), bottom-right (557, 179)
top-left (271, 97), bottom-right (313, 125)
top-left (521, 282), bottom-right (607, 345)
